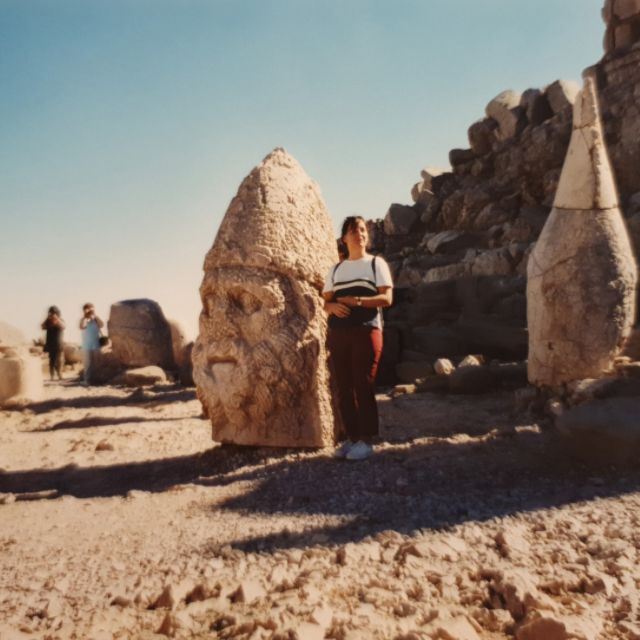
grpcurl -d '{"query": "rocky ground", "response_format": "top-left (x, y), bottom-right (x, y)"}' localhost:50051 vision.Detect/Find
top-left (1, 380), bottom-right (640, 639)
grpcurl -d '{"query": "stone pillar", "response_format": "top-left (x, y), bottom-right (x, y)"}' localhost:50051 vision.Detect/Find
top-left (192, 148), bottom-right (339, 447)
top-left (527, 76), bottom-right (637, 387)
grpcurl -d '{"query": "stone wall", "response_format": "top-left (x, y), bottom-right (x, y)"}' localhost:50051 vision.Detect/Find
top-left (376, 1), bottom-right (640, 385)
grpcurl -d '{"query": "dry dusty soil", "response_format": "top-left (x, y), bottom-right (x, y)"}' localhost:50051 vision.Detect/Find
top-left (2, 380), bottom-right (640, 639)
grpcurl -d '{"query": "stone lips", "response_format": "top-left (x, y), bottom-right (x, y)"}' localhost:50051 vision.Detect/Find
top-left (193, 147), bottom-right (340, 447)
top-left (204, 148), bottom-right (337, 289)
top-left (527, 76), bottom-right (638, 387)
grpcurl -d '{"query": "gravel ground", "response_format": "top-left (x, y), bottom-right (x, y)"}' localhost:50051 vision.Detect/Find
top-left (1, 380), bottom-right (640, 639)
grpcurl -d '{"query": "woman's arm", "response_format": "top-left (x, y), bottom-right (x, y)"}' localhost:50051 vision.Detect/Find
top-left (322, 291), bottom-right (351, 318)
top-left (336, 286), bottom-right (393, 309)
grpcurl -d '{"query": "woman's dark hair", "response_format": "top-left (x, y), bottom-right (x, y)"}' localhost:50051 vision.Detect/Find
top-left (48, 306), bottom-right (60, 315)
top-left (340, 215), bottom-right (366, 239)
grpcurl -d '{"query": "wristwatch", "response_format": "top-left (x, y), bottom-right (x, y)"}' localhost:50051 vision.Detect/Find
top-left (356, 297), bottom-right (362, 307)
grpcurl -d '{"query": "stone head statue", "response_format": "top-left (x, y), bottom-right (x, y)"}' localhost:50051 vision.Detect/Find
top-left (192, 148), bottom-right (339, 447)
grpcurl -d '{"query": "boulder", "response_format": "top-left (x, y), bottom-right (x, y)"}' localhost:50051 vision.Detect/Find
top-left (168, 320), bottom-right (188, 369)
top-left (420, 166), bottom-right (446, 191)
top-left (471, 248), bottom-right (514, 277)
top-left (468, 118), bottom-right (497, 156)
top-left (0, 351), bottom-right (43, 406)
top-left (434, 358), bottom-right (455, 376)
top-left (556, 397), bottom-right (640, 463)
top-left (486, 90), bottom-right (525, 141)
top-left (112, 366), bottom-right (167, 387)
top-left (192, 148), bottom-right (339, 448)
top-left (108, 299), bottom-right (176, 370)
top-left (527, 77), bottom-right (637, 386)
top-left (544, 80), bottom-right (580, 115)
top-left (63, 343), bottom-right (83, 365)
top-left (383, 204), bottom-right (418, 236)
top-left (88, 349), bottom-right (125, 385)
top-left (425, 263), bottom-right (472, 283)
top-left (520, 88), bottom-right (554, 127)
top-left (427, 230), bottom-right (481, 255)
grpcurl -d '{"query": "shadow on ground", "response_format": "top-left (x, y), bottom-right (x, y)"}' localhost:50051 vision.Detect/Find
top-left (28, 415), bottom-right (187, 432)
top-left (3, 421), bottom-right (640, 554)
top-left (13, 385), bottom-right (197, 414)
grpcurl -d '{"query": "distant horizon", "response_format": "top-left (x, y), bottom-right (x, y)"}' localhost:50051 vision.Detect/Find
top-left (1, 0), bottom-right (605, 345)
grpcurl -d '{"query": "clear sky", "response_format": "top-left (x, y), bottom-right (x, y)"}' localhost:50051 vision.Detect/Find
top-left (1, 0), bottom-right (605, 344)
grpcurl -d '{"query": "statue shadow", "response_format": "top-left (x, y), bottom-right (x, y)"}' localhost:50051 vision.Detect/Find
top-left (200, 427), bottom-right (640, 553)
top-left (14, 386), bottom-right (197, 414)
top-left (0, 445), bottom-right (292, 499)
top-left (27, 415), bottom-right (188, 432)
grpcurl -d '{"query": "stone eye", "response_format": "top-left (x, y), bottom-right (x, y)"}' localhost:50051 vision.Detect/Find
top-left (232, 290), bottom-right (262, 315)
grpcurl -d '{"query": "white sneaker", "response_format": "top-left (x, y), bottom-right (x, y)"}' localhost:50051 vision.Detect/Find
top-left (334, 440), bottom-right (354, 458)
top-left (345, 441), bottom-right (374, 461)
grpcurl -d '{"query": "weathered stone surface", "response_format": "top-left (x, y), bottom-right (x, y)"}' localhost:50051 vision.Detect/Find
top-left (556, 397), bottom-right (640, 463)
top-left (434, 358), bottom-right (455, 376)
top-left (168, 321), bottom-right (188, 369)
top-left (471, 248), bottom-right (513, 277)
top-left (383, 203), bottom-right (418, 235)
top-left (427, 230), bottom-right (481, 255)
top-left (63, 343), bottom-right (82, 365)
top-left (468, 118), bottom-right (497, 156)
top-left (544, 80), bottom-right (580, 115)
top-left (112, 366), bottom-right (167, 387)
top-left (425, 262), bottom-right (472, 283)
top-left (603, 0), bottom-right (640, 53)
top-left (108, 299), bottom-right (175, 370)
top-left (527, 77), bottom-right (637, 386)
top-left (192, 148), bottom-right (338, 447)
top-left (0, 352), bottom-right (43, 406)
top-left (420, 166), bottom-right (446, 191)
top-left (90, 349), bottom-right (126, 385)
top-left (520, 89), bottom-right (554, 127)
top-left (486, 90), bottom-right (524, 141)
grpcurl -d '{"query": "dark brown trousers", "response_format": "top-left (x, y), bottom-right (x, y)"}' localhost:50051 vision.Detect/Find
top-left (328, 326), bottom-right (383, 442)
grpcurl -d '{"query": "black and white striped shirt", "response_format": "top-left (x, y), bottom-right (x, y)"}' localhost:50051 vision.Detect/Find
top-left (323, 255), bottom-right (393, 329)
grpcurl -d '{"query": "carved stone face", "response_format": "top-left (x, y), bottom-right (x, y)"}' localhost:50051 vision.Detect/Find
top-left (192, 266), bottom-right (313, 438)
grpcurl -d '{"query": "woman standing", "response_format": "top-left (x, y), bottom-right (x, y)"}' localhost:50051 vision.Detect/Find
top-left (323, 216), bottom-right (393, 460)
top-left (41, 306), bottom-right (66, 380)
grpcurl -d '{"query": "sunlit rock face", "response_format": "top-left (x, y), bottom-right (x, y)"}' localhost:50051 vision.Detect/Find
top-left (527, 76), bottom-right (637, 387)
top-left (192, 148), bottom-right (339, 447)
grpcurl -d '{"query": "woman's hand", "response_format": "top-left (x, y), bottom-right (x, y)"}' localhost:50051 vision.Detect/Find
top-left (335, 296), bottom-right (357, 307)
top-left (325, 301), bottom-right (351, 318)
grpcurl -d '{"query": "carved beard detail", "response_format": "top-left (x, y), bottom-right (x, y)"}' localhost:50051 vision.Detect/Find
top-left (201, 338), bottom-right (304, 434)
top-left (193, 268), bottom-right (322, 438)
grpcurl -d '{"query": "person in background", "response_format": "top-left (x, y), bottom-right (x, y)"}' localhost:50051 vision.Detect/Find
top-left (322, 216), bottom-right (393, 461)
top-left (41, 306), bottom-right (66, 380)
top-left (79, 303), bottom-right (104, 385)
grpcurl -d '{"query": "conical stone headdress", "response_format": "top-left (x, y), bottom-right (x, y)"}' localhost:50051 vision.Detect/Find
top-left (204, 147), bottom-right (337, 289)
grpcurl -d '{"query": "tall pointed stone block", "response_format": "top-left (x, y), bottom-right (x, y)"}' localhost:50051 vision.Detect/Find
top-left (527, 76), bottom-right (637, 387)
top-left (192, 148), bottom-right (339, 447)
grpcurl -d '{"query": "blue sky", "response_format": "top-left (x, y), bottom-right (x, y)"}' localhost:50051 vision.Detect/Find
top-left (1, 0), bottom-right (604, 343)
